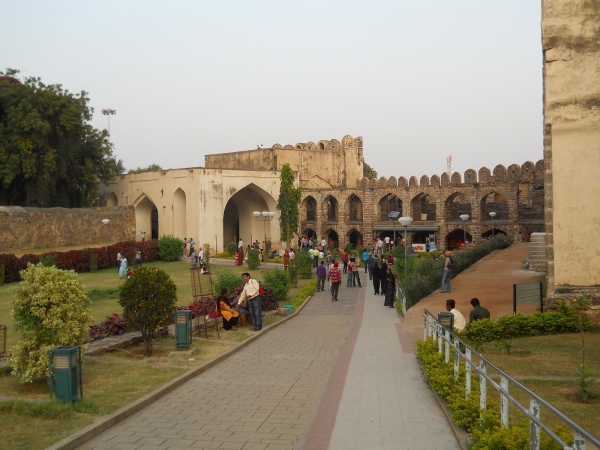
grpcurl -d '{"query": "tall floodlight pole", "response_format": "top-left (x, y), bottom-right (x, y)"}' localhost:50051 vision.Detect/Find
top-left (101, 109), bottom-right (117, 138)
top-left (398, 216), bottom-right (413, 282)
top-left (489, 211), bottom-right (496, 236)
top-left (460, 214), bottom-right (470, 246)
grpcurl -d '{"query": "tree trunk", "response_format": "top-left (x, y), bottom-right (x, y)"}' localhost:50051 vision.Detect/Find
top-left (286, 224), bottom-right (291, 251)
top-left (142, 330), bottom-right (153, 356)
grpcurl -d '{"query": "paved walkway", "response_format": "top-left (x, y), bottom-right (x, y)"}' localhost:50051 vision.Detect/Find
top-left (78, 266), bottom-right (457, 450)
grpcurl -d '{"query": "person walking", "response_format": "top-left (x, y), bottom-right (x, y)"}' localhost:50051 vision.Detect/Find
top-left (440, 251), bottom-right (453, 293)
top-left (352, 257), bottom-right (362, 287)
top-left (367, 252), bottom-right (375, 280)
top-left (346, 259), bottom-right (354, 287)
top-left (327, 261), bottom-right (342, 301)
top-left (469, 298), bottom-right (491, 323)
top-left (316, 261), bottom-right (327, 292)
top-left (372, 259), bottom-right (381, 295)
top-left (188, 238), bottom-right (195, 257)
top-left (362, 248), bottom-right (369, 273)
top-left (342, 249), bottom-right (349, 273)
top-left (380, 257), bottom-right (388, 294)
top-left (283, 250), bottom-right (290, 271)
top-left (384, 268), bottom-right (395, 307)
top-left (118, 256), bottom-right (128, 279)
top-left (238, 273), bottom-right (262, 331)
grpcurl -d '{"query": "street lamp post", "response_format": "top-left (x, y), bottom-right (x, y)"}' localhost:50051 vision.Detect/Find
top-left (253, 211), bottom-right (276, 268)
top-left (101, 218), bottom-right (110, 255)
top-left (489, 211), bottom-right (496, 236)
top-left (398, 216), bottom-right (413, 282)
top-left (388, 211), bottom-right (401, 250)
top-left (101, 109), bottom-right (116, 137)
top-left (460, 214), bottom-right (470, 246)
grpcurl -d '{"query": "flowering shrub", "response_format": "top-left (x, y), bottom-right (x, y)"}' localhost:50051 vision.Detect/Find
top-left (9, 264), bottom-right (93, 383)
top-left (0, 240), bottom-right (160, 283)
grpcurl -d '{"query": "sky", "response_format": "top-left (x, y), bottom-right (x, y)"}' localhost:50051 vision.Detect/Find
top-left (2, 0), bottom-right (543, 179)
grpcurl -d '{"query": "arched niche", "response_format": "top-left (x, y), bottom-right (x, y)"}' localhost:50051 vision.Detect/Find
top-left (346, 194), bottom-right (363, 222)
top-left (444, 192), bottom-right (472, 221)
top-left (446, 229), bottom-right (472, 250)
top-left (378, 193), bottom-right (403, 221)
top-left (347, 228), bottom-right (363, 248)
top-left (172, 188), bottom-right (186, 240)
top-left (325, 228), bottom-right (339, 249)
top-left (106, 192), bottom-right (118, 207)
top-left (480, 191), bottom-right (508, 221)
top-left (323, 195), bottom-right (339, 221)
top-left (411, 193), bottom-right (436, 221)
top-left (301, 196), bottom-right (317, 221)
top-left (134, 194), bottom-right (159, 240)
top-left (223, 184), bottom-right (278, 252)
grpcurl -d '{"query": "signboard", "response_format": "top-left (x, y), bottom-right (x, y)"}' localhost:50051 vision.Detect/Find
top-left (412, 243), bottom-right (427, 252)
top-left (513, 281), bottom-right (543, 315)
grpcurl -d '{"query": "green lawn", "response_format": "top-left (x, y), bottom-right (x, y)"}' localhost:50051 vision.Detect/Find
top-left (1, 259), bottom-right (312, 351)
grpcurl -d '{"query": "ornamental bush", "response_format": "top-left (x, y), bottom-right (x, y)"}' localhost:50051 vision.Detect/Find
top-left (226, 242), bottom-right (238, 255)
top-left (263, 269), bottom-right (290, 301)
top-left (9, 264), bottom-right (93, 383)
top-left (118, 267), bottom-right (177, 356)
top-left (213, 270), bottom-right (243, 295)
top-left (158, 235), bottom-right (184, 262)
top-left (247, 248), bottom-right (260, 269)
top-left (297, 250), bottom-right (313, 279)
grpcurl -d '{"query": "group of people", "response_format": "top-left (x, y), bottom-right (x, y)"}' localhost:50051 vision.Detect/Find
top-left (444, 298), bottom-right (491, 331)
top-left (116, 249), bottom-right (143, 279)
top-left (217, 272), bottom-right (264, 332)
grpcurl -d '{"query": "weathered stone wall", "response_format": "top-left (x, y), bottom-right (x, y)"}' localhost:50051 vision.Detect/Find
top-left (205, 135), bottom-right (363, 189)
top-left (0, 206), bottom-right (135, 252)
top-left (542, 0), bottom-right (600, 298)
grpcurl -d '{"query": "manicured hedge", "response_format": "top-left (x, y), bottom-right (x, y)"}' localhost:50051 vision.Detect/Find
top-left (0, 240), bottom-right (160, 283)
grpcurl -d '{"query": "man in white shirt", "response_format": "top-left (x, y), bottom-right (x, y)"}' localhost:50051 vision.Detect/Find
top-left (321, 237), bottom-right (327, 251)
top-left (239, 273), bottom-right (262, 331)
top-left (377, 238), bottom-right (384, 255)
top-left (384, 236), bottom-right (390, 251)
top-left (445, 299), bottom-right (466, 332)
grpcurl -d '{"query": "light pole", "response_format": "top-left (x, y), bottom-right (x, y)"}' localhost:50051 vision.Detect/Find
top-left (101, 218), bottom-right (110, 255)
top-left (489, 211), bottom-right (496, 236)
top-left (101, 108), bottom-right (116, 138)
top-left (253, 210), bottom-right (276, 268)
top-left (460, 214), bottom-right (470, 247)
top-left (398, 216), bottom-right (413, 282)
top-left (388, 210), bottom-right (400, 250)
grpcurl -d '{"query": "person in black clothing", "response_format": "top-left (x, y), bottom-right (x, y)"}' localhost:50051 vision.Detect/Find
top-left (379, 257), bottom-right (388, 294)
top-left (469, 298), bottom-right (491, 323)
top-left (372, 260), bottom-right (381, 294)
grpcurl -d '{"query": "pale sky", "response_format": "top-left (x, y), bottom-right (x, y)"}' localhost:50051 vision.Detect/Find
top-left (2, 0), bottom-right (543, 179)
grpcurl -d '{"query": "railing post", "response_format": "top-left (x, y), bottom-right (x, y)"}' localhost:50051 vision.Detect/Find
top-left (529, 398), bottom-right (540, 450)
top-left (438, 328), bottom-right (443, 354)
top-left (465, 348), bottom-right (472, 398)
top-left (424, 315), bottom-right (428, 341)
top-left (573, 431), bottom-right (586, 450)
top-left (445, 337), bottom-right (450, 363)
top-left (480, 361), bottom-right (487, 412)
top-left (453, 340), bottom-right (460, 381)
top-left (500, 376), bottom-right (509, 427)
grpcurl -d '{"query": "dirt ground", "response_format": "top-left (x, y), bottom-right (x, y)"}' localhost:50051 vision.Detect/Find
top-left (403, 242), bottom-right (542, 341)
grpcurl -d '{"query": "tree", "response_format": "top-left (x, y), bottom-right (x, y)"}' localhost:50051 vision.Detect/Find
top-left (114, 159), bottom-right (126, 175)
top-left (363, 161), bottom-right (378, 179)
top-left (0, 69), bottom-right (118, 207)
top-left (118, 267), bottom-right (177, 356)
top-left (276, 163), bottom-right (301, 250)
top-left (128, 164), bottom-right (162, 174)
top-left (9, 263), bottom-right (93, 383)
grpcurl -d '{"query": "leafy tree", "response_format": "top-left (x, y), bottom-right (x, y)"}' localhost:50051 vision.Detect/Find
top-left (9, 263), bottom-right (93, 383)
top-left (114, 159), bottom-right (126, 175)
top-left (276, 163), bottom-right (301, 250)
top-left (297, 250), bottom-right (313, 279)
top-left (128, 164), bottom-right (162, 174)
top-left (158, 235), bottom-right (184, 261)
top-left (247, 248), bottom-right (260, 269)
top-left (118, 267), bottom-right (177, 356)
top-left (0, 69), bottom-right (117, 206)
top-left (363, 161), bottom-right (378, 179)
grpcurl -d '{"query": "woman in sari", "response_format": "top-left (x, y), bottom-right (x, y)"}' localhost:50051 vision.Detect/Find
top-left (384, 268), bottom-right (395, 307)
top-left (217, 288), bottom-right (239, 331)
top-left (118, 256), bottom-right (128, 279)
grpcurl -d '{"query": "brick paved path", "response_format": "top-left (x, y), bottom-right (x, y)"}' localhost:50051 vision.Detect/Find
top-left (79, 283), bottom-right (362, 450)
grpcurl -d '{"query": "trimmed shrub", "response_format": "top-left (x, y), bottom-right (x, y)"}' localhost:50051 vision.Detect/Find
top-left (263, 269), bottom-right (290, 301)
top-left (297, 250), bottom-right (313, 279)
top-left (90, 253), bottom-right (99, 272)
top-left (290, 279), bottom-right (317, 310)
top-left (226, 242), bottom-right (238, 255)
top-left (247, 248), bottom-right (260, 269)
top-left (213, 270), bottom-right (243, 295)
top-left (158, 235), bottom-right (184, 262)
top-left (9, 264), bottom-right (93, 382)
top-left (119, 267), bottom-right (177, 356)
top-left (39, 254), bottom-right (57, 267)
top-left (288, 258), bottom-right (299, 287)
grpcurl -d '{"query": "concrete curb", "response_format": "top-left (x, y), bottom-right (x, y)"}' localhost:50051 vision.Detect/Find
top-left (45, 294), bottom-right (314, 450)
top-left (416, 358), bottom-right (471, 450)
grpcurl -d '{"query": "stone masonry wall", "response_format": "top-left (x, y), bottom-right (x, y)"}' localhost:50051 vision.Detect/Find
top-left (0, 206), bottom-right (135, 253)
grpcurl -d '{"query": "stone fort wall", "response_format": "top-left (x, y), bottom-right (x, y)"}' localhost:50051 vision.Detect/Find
top-left (0, 206), bottom-right (135, 253)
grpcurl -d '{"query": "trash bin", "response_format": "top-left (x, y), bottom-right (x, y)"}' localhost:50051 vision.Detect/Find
top-left (48, 345), bottom-right (82, 403)
top-left (175, 310), bottom-right (193, 350)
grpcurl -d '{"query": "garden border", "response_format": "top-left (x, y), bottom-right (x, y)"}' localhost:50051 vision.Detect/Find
top-left (45, 294), bottom-right (315, 450)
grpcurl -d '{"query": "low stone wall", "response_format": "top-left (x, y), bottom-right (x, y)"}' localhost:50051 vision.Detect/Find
top-left (0, 206), bottom-right (135, 253)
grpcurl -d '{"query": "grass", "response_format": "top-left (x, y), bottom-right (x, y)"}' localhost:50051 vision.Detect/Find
top-left (478, 328), bottom-right (600, 440)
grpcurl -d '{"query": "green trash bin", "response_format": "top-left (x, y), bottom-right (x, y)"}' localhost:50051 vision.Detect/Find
top-left (48, 345), bottom-right (82, 403)
top-left (175, 310), bottom-right (193, 350)
top-left (438, 312), bottom-right (455, 335)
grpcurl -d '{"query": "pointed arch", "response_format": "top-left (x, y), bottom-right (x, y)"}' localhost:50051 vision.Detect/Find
top-left (301, 195), bottom-right (317, 221)
top-left (172, 188), bottom-right (187, 240)
top-left (444, 192), bottom-right (472, 221)
top-left (410, 193), bottom-right (436, 221)
top-left (378, 193), bottom-right (403, 221)
top-left (346, 194), bottom-right (363, 222)
top-left (106, 192), bottom-right (118, 207)
top-left (322, 195), bottom-right (339, 221)
top-left (480, 191), bottom-right (508, 221)
top-left (134, 194), bottom-right (159, 240)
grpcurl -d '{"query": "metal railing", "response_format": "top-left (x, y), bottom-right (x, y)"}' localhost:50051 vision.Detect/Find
top-left (423, 309), bottom-right (600, 450)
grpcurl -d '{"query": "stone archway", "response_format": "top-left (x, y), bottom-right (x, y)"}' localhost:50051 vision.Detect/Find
top-left (106, 192), bottom-right (118, 207)
top-left (378, 193), bottom-right (403, 222)
top-left (134, 195), bottom-right (159, 240)
top-left (172, 188), bottom-right (186, 240)
top-left (325, 228), bottom-right (339, 249)
top-left (348, 229), bottom-right (363, 248)
top-left (446, 229), bottom-right (472, 250)
top-left (223, 184), bottom-right (278, 252)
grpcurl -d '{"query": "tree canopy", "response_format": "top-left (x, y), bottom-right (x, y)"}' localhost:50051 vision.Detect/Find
top-left (128, 164), bottom-right (162, 174)
top-left (0, 69), bottom-right (118, 207)
top-left (276, 163), bottom-right (301, 250)
top-left (363, 161), bottom-right (378, 179)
